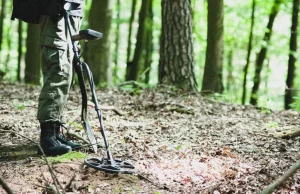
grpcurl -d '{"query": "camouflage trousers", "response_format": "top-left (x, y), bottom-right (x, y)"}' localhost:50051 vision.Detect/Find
top-left (37, 15), bottom-right (82, 124)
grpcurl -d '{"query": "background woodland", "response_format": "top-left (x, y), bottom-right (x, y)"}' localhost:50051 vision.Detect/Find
top-left (0, 0), bottom-right (299, 111)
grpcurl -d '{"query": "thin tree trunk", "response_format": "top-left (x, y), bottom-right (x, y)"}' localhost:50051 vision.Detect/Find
top-left (0, 0), bottom-right (6, 55)
top-left (113, 0), bottom-right (121, 84)
top-left (226, 49), bottom-right (233, 92)
top-left (126, 0), bottom-right (150, 81)
top-left (242, 0), bottom-right (256, 105)
top-left (24, 24), bottom-right (40, 84)
top-left (201, 0), bottom-right (224, 94)
top-left (126, 0), bottom-right (137, 63)
top-left (88, 0), bottom-right (113, 86)
top-left (144, 0), bottom-right (153, 84)
top-left (4, 23), bottom-right (13, 72)
top-left (17, 20), bottom-right (23, 82)
top-left (284, 0), bottom-right (299, 109)
top-left (250, 0), bottom-right (283, 106)
top-left (263, 59), bottom-right (270, 94)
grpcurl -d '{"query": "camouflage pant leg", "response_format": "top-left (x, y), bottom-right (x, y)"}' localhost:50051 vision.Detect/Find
top-left (37, 15), bottom-right (82, 124)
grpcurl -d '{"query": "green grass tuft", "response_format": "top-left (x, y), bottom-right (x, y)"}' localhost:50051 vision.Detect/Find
top-left (47, 151), bottom-right (87, 163)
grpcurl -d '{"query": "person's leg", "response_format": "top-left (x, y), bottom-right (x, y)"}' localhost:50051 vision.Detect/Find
top-left (37, 15), bottom-right (82, 155)
top-left (54, 15), bottom-right (82, 150)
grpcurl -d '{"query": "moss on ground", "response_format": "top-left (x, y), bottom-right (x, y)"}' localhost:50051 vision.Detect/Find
top-left (46, 151), bottom-right (87, 163)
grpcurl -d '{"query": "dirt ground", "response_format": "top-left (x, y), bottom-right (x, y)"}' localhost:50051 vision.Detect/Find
top-left (1, 82), bottom-right (300, 194)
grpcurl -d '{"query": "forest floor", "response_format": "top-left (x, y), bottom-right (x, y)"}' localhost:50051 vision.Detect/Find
top-left (0, 82), bottom-right (300, 194)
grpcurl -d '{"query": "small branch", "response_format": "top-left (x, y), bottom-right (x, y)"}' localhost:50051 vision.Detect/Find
top-left (117, 80), bottom-right (140, 88)
top-left (248, 132), bottom-right (284, 141)
top-left (0, 175), bottom-right (14, 194)
top-left (260, 160), bottom-right (300, 194)
top-left (64, 174), bottom-right (76, 192)
top-left (101, 105), bottom-right (125, 116)
top-left (167, 107), bottom-right (195, 115)
top-left (66, 130), bottom-right (90, 145)
top-left (137, 174), bottom-right (170, 190)
top-left (77, 143), bottom-right (103, 149)
top-left (146, 102), bottom-right (195, 115)
top-left (285, 85), bottom-right (300, 91)
top-left (274, 128), bottom-right (300, 139)
top-left (89, 104), bottom-right (125, 116)
top-left (0, 129), bottom-right (63, 193)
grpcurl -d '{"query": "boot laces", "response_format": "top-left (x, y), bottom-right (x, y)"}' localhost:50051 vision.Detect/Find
top-left (44, 136), bottom-right (60, 146)
top-left (58, 124), bottom-right (69, 141)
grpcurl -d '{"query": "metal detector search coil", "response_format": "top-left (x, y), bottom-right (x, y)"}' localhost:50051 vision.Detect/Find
top-left (85, 158), bottom-right (135, 174)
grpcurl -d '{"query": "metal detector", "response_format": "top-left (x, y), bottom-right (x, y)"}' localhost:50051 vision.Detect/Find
top-left (64, 11), bottom-right (135, 174)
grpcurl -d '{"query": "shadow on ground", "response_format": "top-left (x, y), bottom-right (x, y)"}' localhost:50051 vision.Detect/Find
top-left (0, 143), bottom-right (38, 162)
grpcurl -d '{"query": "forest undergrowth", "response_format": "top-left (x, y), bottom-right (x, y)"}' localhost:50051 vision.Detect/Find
top-left (0, 82), bottom-right (300, 194)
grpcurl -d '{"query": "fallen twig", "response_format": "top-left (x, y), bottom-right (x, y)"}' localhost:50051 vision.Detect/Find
top-left (0, 129), bottom-right (63, 193)
top-left (274, 127), bottom-right (300, 139)
top-left (260, 160), bottom-right (300, 194)
top-left (64, 174), bottom-right (77, 192)
top-left (99, 105), bottom-right (124, 116)
top-left (248, 131), bottom-right (285, 141)
top-left (75, 142), bottom-right (103, 149)
top-left (137, 174), bottom-right (170, 191)
top-left (0, 175), bottom-right (13, 194)
top-left (66, 130), bottom-right (90, 145)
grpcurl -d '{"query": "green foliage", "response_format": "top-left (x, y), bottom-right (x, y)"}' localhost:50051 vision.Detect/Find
top-left (119, 85), bottom-right (142, 95)
top-left (260, 108), bottom-right (272, 114)
top-left (206, 93), bottom-right (236, 104)
top-left (46, 151), bottom-right (87, 163)
top-left (68, 121), bottom-right (84, 130)
top-left (266, 121), bottom-right (279, 128)
top-left (14, 103), bottom-right (26, 110)
top-left (113, 186), bottom-right (121, 194)
top-left (175, 144), bottom-right (182, 151)
top-left (118, 81), bottom-right (150, 95)
top-left (12, 99), bottom-right (33, 110)
top-left (290, 96), bottom-right (300, 111)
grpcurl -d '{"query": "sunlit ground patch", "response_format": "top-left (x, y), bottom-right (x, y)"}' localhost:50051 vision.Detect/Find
top-left (136, 148), bottom-right (254, 190)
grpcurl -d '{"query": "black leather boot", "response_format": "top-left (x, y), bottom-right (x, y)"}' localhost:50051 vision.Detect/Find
top-left (38, 122), bottom-right (72, 156)
top-left (55, 124), bottom-right (81, 150)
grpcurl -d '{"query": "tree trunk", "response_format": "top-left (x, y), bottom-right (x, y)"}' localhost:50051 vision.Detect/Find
top-left (126, 0), bottom-right (137, 63)
top-left (4, 23), bottom-right (12, 71)
top-left (24, 24), bottom-right (40, 84)
top-left (126, 0), bottom-right (150, 81)
top-left (250, 0), bottom-right (283, 106)
top-left (0, 0), bottom-right (6, 55)
top-left (285, 0), bottom-right (299, 109)
top-left (144, 0), bottom-right (154, 84)
top-left (226, 49), bottom-right (233, 92)
top-left (201, 0), bottom-right (224, 94)
top-left (242, 0), bottom-right (256, 105)
top-left (159, 0), bottom-right (197, 91)
top-left (87, 0), bottom-right (113, 86)
top-left (113, 0), bottom-right (121, 84)
top-left (17, 20), bottom-right (23, 82)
